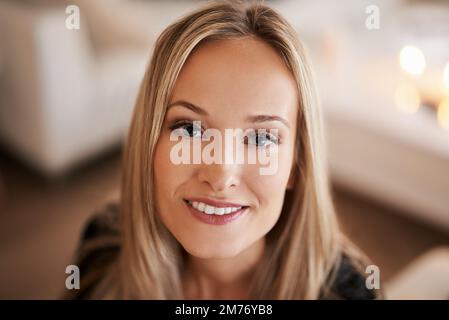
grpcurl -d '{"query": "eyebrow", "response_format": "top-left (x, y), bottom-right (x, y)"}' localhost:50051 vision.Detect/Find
top-left (246, 114), bottom-right (290, 129)
top-left (168, 100), bottom-right (209, 116)
top-left (167, 100), bottom-right (290, 129)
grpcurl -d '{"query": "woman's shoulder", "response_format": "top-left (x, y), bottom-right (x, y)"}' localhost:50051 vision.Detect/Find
top-left (81, 202), bottom-right (121, 242)
top-left (64, 203), bottom-right (121, 299)
top-left (320, 253), bottom-right (383, 300)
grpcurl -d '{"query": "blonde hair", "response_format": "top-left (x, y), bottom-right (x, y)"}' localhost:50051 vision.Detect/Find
top-left (119, 0), bottom-right (344, 299)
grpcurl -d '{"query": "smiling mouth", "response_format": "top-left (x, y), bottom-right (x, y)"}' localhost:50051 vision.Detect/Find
top-left (184, 199), bottom-right (249, 216)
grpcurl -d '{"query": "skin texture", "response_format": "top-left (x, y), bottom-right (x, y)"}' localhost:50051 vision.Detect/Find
top-left (153, 37), bottom-right (299, 299)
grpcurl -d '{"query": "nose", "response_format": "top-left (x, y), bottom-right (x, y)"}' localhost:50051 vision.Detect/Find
top-left (197, 162), bottom-right (240, 192)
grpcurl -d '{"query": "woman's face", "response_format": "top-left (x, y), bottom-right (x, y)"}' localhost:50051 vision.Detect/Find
top-left (154, 37), bottom-right (298, 259)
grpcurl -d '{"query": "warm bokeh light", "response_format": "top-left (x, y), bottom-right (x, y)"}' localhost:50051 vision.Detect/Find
top-left (443, 62), bottom-right (449, 90)
top-left (394, 83), bottom-right (421, 113)
top-left (399, 46), bottom-right (426, 76)
top-left (437, 99), bottom-right (449, 131)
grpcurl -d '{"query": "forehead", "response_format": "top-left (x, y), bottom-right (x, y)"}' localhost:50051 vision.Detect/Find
top-left (170, 37), bottom-right (298, 121)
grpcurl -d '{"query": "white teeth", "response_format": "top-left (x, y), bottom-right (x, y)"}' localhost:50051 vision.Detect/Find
top-left (187, 200), bottom-right (244, 215)
top-left (205, 205), bottom-right (215, 214)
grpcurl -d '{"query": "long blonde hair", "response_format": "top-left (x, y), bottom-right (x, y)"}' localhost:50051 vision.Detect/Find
top-left (119, 0), bottom-right (344, 299)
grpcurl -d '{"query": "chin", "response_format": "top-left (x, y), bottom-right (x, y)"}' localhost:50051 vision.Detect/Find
top-left (182, 240), bottom-right (244, 259)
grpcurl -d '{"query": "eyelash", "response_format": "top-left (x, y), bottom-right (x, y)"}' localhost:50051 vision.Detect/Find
top-left (168, 119), bottom-right (282, 147)
top-left (169, 119), bottom-right (204, 138)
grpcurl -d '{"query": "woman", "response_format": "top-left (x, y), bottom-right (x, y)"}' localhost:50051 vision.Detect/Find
top-left (67, 0), bottom-right (382, 300)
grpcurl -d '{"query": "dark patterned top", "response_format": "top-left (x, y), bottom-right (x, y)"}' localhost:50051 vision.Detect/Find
top-left (65, 203), bottom-right (382, 300)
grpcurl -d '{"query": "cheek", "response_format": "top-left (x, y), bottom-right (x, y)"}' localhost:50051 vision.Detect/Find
top-left (251, 145), bottom-right (293, 191)
top-left (249, 172), bottom-right (289, 210)
top-left (245, 151), bottom-right (293, 218)
top-left (153, 139), bottom-right (190, 211)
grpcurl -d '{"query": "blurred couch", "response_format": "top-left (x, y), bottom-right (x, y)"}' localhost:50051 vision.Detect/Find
top-left (0, 0), bottom-right (154, 175)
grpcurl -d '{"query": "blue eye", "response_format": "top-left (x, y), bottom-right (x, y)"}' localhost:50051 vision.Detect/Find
top-left (170, 121), bottom-right (203, 138)
top-left (245, 130), bottom-right (279, 148)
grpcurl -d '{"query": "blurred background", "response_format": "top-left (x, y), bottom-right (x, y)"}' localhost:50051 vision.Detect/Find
top-left (0, 0), bottom-right (448, 299)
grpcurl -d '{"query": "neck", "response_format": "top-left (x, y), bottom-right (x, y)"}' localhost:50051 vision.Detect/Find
top-left (182, 237), bottom-right (265, 299)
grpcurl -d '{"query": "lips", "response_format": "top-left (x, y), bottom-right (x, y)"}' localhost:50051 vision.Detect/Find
top-left (184, 197), bottom-right (248, 208)
top-left (183, 197), bottom-right (249, 225)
